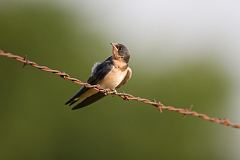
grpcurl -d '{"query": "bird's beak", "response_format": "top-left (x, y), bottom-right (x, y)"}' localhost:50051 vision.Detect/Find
top-left (110, 43), bottom-right (118, 51)
top-left (111, 42), bottom-right (120, 60)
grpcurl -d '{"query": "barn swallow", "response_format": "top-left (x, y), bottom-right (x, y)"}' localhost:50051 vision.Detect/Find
top-left (65, 43), bottom-right (132, 110)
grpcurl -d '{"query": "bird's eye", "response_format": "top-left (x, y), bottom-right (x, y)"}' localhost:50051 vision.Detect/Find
top-left (118, 46), bottom-right (122, 51)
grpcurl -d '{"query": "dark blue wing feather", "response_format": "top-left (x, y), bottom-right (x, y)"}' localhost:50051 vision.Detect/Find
top-left (65, 56), bottom-right (113, 106)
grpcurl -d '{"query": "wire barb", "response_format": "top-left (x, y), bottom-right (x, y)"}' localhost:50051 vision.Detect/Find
top-left (1, 50), bottom-right (240, 129)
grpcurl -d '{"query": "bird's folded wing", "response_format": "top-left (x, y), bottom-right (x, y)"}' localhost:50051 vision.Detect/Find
top-left (65, 58), bottom-right (113, 107)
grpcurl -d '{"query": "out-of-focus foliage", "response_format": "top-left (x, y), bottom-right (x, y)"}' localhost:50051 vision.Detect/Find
top-left (0, 2), bottom-right (234, 160)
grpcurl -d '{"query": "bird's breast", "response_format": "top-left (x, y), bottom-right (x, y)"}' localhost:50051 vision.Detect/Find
top-left (99, 67), bottom-right (127, 89)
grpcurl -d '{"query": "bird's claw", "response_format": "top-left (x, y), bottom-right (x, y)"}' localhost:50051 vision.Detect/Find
top-left (111, 89), bottom-right (117, 94)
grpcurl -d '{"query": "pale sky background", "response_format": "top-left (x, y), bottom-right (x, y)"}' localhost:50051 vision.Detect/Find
top-left (63, 0), bottom-right (240, 71)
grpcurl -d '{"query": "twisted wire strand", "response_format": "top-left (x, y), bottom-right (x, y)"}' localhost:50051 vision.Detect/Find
top-left (1, 50), bottom-right (239, 129)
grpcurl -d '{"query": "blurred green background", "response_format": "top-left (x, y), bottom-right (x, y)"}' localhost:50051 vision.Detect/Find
top-left (0, 1), bottom-right (239, 160)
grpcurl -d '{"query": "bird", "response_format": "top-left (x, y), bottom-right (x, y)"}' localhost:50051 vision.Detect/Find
top-left (65, 43), bottom-right (132, 110)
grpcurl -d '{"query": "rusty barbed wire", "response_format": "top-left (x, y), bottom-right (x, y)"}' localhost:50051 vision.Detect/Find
top-left (0, 50), bottom-right (240, 129)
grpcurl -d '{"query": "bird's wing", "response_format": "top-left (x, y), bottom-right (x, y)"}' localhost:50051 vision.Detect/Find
top-left (72, 65), bottom-right (132, 110)
top-left (117, 67), bottom-right (132, 88)
top-left (65, 59), bottom-right (113, 106)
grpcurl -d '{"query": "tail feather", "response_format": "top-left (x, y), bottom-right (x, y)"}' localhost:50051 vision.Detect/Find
top-left (65, 97), bottom-right (78, 105)
top-left (65, 87), bottom-right (88, 106)
top-left (72, 92), bottom-right (105, 110)
top-left (65, 95), bottom-right (80, 106)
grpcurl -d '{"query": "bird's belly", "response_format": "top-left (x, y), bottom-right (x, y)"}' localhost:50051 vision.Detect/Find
top-left (99, 68), bottom-right (127, 89)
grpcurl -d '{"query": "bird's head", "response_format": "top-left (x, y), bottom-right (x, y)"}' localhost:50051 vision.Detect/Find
top-left (111, 43), bottom-right (130, 63)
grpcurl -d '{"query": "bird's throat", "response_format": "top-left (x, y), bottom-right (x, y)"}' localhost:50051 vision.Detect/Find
top-left (113, 59), bottom-right (128, 71)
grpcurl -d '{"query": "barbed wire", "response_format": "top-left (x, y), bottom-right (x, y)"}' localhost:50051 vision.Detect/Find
top-left (1, 50), bottom-right (239, 129)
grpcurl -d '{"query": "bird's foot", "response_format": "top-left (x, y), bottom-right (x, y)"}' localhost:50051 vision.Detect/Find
top-left (111, 89), bottom-right (117, 94)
